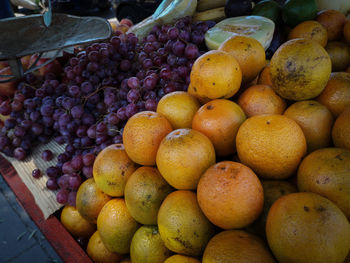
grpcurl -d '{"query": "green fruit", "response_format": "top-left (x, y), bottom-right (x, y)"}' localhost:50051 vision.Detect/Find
top-left (282, 0), bottom-right (317, 27)
top-left (252, 0), bottom-right (282, 25)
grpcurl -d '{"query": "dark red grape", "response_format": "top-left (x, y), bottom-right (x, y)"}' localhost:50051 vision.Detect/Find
top-left (46, 178), bottom-right (59, 190)
top-left (32, 169), bottom-right (42, 179)
top-left (14, 147), bottom-right (26, 160)
top-left (56, 189), bottom-right (69, 204)
top-left (42, 150), bottom-right (54, 161)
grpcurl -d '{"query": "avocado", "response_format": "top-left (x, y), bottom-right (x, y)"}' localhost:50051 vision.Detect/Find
top-left (225, 0), bottom-right (252, 18)
top-left (252, 0), bottom-right (282, 25)
top-left (282, 0), bottom-right (317, 27)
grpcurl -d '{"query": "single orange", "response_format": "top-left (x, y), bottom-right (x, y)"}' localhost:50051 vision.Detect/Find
top-left (257, 64), bottom-right (273, 87)
top-left (332, 105), bottom-right (350, 150)
top-left (60, 205), bottom-right (96, 238)
top-left (317, 72), bottom-right (350, 117)
top-left (197, 161), bottom-right (264, 229)
top-left (238, 84), bottom-right (286, 117)
top-left (156, 128), bottom-right (216, 190)
top-left (236, 114), bottom-right (307, 179)
top-left (219, 35), bottom-right (266, 83)
top-left (97, 198), bottom-right (139, 254)
top-left (202, 230), bottom-right (276, 263)
top-left (297, 147), bottom-right (350, 219)
top-left (123, 111), bottom-right (173, 166)
top-left (87, 231), bottom-right (123, 263)
top-left (270, 38), bottom-right (331, 101)
top-left (76, 178), bottom-right (112, 224)
top-left (284, 100), bottom-right (334, 153)
top-left (156, 91), bottom-right (200, 129)
top-left (124, 166), bottom-right (173, 225)
top-left (325, 41), bottom-right (350, 71)
top-left (157, 190), bottom-right (215, 256)
top-left (189, 50), bottom-right (242, 101)
top-left (288, 20), bottom-right (328, 47)
top-left (316, 9), bottom-right (346, 41)
top-left (93, 144), bottom-right (138, 197)
top-left (192, 99), bottom-right (246, 156)
top-left (266, 192), bottom-right (350, 263)
top-left (344, 19), bottom-right (350, 43)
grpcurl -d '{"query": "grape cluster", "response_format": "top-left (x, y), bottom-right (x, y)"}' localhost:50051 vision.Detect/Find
top-left (0, 17), bottom-right (214, 206)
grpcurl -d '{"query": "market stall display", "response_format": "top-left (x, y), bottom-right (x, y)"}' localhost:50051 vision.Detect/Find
top-left (0, 0), bottom-right (350, 262)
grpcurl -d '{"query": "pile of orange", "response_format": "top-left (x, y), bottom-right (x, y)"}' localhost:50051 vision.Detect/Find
top-left (59, 9), bottom-right (350, 263)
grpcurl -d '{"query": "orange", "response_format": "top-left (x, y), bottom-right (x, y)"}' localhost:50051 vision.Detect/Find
top-left (344, 19), bottom-right (350, 43)
top-left (297, 147), bottom-right (350, 219)
top-left (266, 192), bottom-right (350, 263)
top-left (192, 99), bottom-right (246, 156)
top-left (123, 111), bottom-right (173, 166)
top-left (202, 230), bottom-right (276, 263)
top-left (93, 144), bottom-right (138, 197)
top-left (325, 41), bottom-right (350, 71)
top-left (288, 20), bottom-right (328, 47)
top-left (156, 91), bottom-right (200, 129)
top-left (76, 178), bottom-right (112, 224)
top-left (257, 64), bottom-right (273, 86)
top-left (332, 106), bottom-right (350, 150)
top-left (157, 190), bottom-right (215, 256)
top-left (316, 9), bottom-right (346, 41)
top-left (236, 114), bottom-right (307, 179)
top-left (97, 198), bottom-right (139, 254)
top-left (284, 100), bottom-right (334, 153)
top-left (130, 225), bottom-right (172, 263)
top-left (156, 128), bottom-right (216, 190)
top-left (189, 50), bottom-right (242, 101)
top-left (164, 255), bottom-right (200, 263)
top-left (219, 35), bottom-right (266, 83)
top-left (238, 84), bottom-right (286, 117)
top-left (270, 38), bottom-right (331, 101)
top-left (86, 231), bottom-right (123, 263)
top-left (60, 205), bottom-right (96, 238)
top-left (197, 161), bottom-right (264, 229)
top-left (249, 180), bottom-right (297, 237)
top-left (124, 166), bottom-right (173, 225)
top-left (317, 72), bottom-right (350, 117)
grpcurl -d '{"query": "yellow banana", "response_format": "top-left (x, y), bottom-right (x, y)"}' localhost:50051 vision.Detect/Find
top-left (194, 7), bottom-right (226, 22)
top-left (197, 0), bottom-right (226, 12)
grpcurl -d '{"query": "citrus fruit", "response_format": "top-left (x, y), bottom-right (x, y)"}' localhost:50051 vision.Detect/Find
top-left (157, 190), bottom-right (215, 256)
top-left (270, 38), bottom-right (331, 101)
top-left (282, 0), bottom-right (317, 27)
top-left (332, 106), bottom-right (350, 150)
top-left (288, 20), bottom-right (328, 47)
top-left (249, 180), bottom-right (297, 237)
top-left (189, 50), bottom-right (242, 101)
top-left (60, 205), bottom-right (96, 238)
top-left (76, 178), bottom-right (112, 224)
top-left (97, 198), bottom-right (139, 254)
top-left (156, 128), bottom-right (215, 190)
top-left (257, 64), bottom-right (273, 86)
top-left (202, 230), bottom-right (276, 263)
top-left (316, 72), bottom-right (350, 117)
top-left (238, 84), bottom-right (286, 117)
top-left (266, 192), bottom-right (350, 263)
top-left (123, 111), bottom-right (173, 166)
top-left (219, 35), bottom-right (266, 83)
top-left (284, 100), bottom-right (334, 153)
top-left (325, 41), bottom-right (350, 71)
top-left (130, 225), bottom-right (172, 263)
top-left (87, 231), bottom-right (123, 263)
top-left (316, 9), bottom-right (347, 41)
top-left (197, 161), bottom-right (264, 229)
top-left (156, 91), bottom-right (200, 129)
top-left (164, 255), bottom-right (200, 263)
top-left (297, 148), bottom-right (350, 219)
top-left (344, 19), bottom-right (350, 43)
top-left (191, 99), bottom-right (246, 156)
top-left (124, 166), bottom-right (173, 225)
top-left (236, 114), bottom-right (307, 179)
top-left (93, 144), bottom-right (137, 197)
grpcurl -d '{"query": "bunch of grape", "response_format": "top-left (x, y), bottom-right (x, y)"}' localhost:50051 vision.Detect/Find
top-left (0, 17), bottom-right (214, 206)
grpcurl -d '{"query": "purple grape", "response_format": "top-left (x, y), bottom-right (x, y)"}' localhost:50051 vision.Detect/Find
top-left (46, 166), bottom-right (60, 178)
top-left (167, 27), bottom-right (179, 40)
top-left (14, 147), bottom-right (26, 160)
top-left (71, 155), bottom-right (83, 171)
top-left (56, 189), bottom-right (69, 204)
top-left (32, 169), bottom-right (42, 179)
top-left (68, 174), bottom-right (82, 191)
top-left (82, 166), bottom-right (93, 178)
top-left (67, 191), bottom-right (77, 207)
top-left (125, 103), bottom-right (138, 118)
top-left (46, 178), bottom-right (59, 190)
top-left (42, 150), bottom-right (54, 161)
top-left (82, 153), bottom-right (95, 166)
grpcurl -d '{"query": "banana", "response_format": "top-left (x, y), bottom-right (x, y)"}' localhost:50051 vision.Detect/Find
top-left (193, 7), bottom-right (226, 22)
top-left (197, 0), bottom-right (226, 12)
top-left (128, 0), bottom-right (198, 40)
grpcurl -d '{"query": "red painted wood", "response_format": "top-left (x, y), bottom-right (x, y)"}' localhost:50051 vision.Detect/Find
top-left (0, 155), bottom-right (92, 263)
